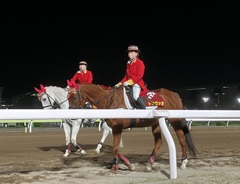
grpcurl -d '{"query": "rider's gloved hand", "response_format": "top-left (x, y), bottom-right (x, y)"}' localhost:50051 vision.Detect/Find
top-left (123, 79), bottom-right (134, 87)
top-left (123, 81), bottom-right (129, 86)
top-left (114, 82), bottom-right (122, 88)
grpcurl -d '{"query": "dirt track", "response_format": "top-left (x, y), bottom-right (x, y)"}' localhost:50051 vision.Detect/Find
top-left (0, 126), bottom-right (240, 183)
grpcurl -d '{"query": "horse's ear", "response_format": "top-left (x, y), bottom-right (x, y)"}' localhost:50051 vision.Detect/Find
top-left (70, 79), bottom-right (78, 88)
top-left (67, 79), bottom-right (78, 90)
top-left (34, 87), bottom-right (41, 93)
top-left (67, 79), bottom-right (72, 87)
top-left (40, 84), bottom-right (46, 93)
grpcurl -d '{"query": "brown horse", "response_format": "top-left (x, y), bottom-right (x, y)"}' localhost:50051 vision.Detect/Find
top-left (67, 81), bottom-right (197, 173)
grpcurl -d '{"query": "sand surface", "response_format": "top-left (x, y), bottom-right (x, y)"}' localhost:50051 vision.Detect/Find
top-left (0, 126), bottom-right (240, 184)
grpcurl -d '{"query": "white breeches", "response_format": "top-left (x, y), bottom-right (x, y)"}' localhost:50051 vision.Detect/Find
top-left (132, 84), bottom-right (141, 100)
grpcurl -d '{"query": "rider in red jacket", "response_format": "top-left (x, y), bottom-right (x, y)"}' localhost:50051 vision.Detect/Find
top-left (71, 61), bottom-right (93, 84)
top-left (115, 45), bottom-right (148, 109)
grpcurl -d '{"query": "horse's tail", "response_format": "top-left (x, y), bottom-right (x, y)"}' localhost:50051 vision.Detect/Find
top-left (181, 118), bottom-right (198, 157)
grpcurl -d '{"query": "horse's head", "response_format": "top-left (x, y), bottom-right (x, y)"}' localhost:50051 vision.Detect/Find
top-left (67, 79), bottom-right (114, 109)
top-left (34, 84), bottom-right (60, 109)
top-left (67, 79), bottom-right (86, 109)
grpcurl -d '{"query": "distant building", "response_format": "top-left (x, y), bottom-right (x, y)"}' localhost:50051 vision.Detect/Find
top-left (172, 84), bottom-right (240, 110)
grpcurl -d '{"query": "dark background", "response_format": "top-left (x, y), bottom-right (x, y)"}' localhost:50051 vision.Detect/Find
top-left (1, 4), bottom-right (239, 98)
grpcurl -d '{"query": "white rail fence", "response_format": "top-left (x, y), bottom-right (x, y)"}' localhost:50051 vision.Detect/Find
top-left (0, 119), bottom-right (63, 133)
top-left (186, 118), bottom-right (240, 129)
top-left (1, 109), bottom-right (240, 180)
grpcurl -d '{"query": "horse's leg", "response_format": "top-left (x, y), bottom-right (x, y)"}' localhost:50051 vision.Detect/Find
top-left (62, 121), bottom-right (71, 157)
top-left (71, 119), bottom-right (86, 154)
top-left (110, 124), bottom-right (135, 173)
top-left (106, 122), bottom-right (124, 148)
top-left (96, 120), bottom-right (124, 154)
top-left (111, 126), bottom-right (122, 173)
top-left (171, 120), bottom-right (189, 170)
top-left (146, 124), bottom-right (162, 171)
top-left (95, 121), bottom-right (111, 154)
top-left (118, 153), bottom-right (135, 171)
top-left (171, 120), bottom-right (196, 170)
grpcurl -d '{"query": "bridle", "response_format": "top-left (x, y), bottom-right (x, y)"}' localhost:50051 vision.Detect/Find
top-left (68, 88), bottom-right (86, 109)
top-left (37, 92), bottom-right (68, 109)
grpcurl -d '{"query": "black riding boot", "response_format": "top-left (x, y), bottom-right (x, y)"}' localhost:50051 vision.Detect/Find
top-left (136, 97), bottom-right (145, 109)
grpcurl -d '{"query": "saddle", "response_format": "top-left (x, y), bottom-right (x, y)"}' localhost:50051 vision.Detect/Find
top-left (124, 87), bottom-right (165, 109)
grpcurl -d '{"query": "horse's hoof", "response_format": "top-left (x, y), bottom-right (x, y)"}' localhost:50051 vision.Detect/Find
top-left (96, 144), bottom-right (102, 152)
top-left (180, 158), bottom-right (188, 170)
top-left (63, 153), bottom-right (69, 157)
top-left (95, 149), bottom-right (100, 154)
top-left (76, 149), bottom-right (86, 154)
top-left (63, 150), bottom-right (70, 157)
top-left (110, 164), bottom-right (119, 174)
top-left (80, 150), bottom-right (86, 154)
top-left (145, 162), bottom-right (152, 171)
top-left (180, 164), bottom-right (187, 170)
top-left (127, 163), bottom-right (135, 171)
top-left (110, 168), bottom-right (117, 174)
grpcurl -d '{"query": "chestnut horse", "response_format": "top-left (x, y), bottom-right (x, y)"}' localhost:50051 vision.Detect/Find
top-left (67, 81), bottom-right (197, 173)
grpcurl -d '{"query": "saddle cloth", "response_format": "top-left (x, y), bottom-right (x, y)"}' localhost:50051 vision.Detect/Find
top-left (123, 87), bottom-right (165, 109)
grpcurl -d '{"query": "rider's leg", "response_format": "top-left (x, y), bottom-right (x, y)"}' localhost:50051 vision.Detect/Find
top-left (133, 84), bottom-right (145, 109)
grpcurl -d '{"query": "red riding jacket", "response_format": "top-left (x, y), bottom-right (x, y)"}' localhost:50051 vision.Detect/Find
top-left (71, 70), bottom-right (93, 84)
top-left (120, 58), bottom-right (148, 96)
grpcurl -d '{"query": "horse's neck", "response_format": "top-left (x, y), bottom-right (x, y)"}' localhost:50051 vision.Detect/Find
top-left (83, 87), bottom-right (124, 109)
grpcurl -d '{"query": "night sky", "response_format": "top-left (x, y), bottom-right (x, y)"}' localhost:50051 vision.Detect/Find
top-left (1, 4), bottom-right (240, 98)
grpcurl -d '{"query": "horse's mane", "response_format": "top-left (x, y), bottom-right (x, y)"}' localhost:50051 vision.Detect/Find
top-left (79, 83), bottom-right (111, 91)
top-left (45, 86), bottom-right (67, 99)
top-left (46, 86), bottom-right (66, 91)
top-left (98, 84), bottom-right (111, 91)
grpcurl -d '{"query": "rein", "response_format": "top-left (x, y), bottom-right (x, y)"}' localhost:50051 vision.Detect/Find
top-left (75, 86), bottom-right (120, 109)
top-left (67, 87), bottom-right (86, 109)
top-left (93, 87), bottom-right (119, 107)
top-left (75, 88), bottom-right (84, 109)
